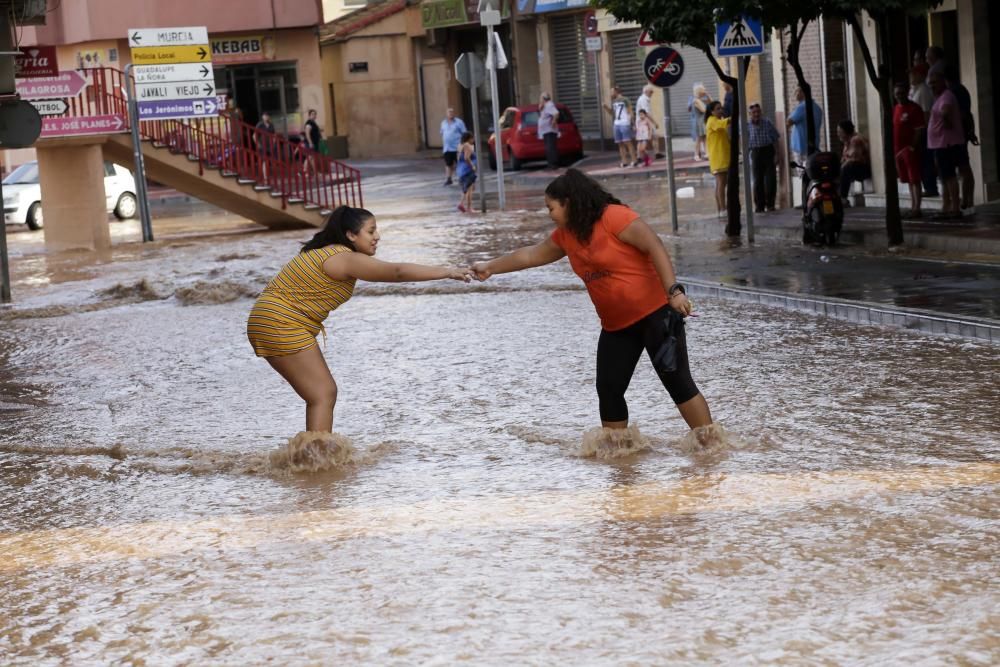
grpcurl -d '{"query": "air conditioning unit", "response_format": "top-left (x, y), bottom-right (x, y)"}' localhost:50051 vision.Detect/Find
top-left (4, 0), bottom-right (47, 25)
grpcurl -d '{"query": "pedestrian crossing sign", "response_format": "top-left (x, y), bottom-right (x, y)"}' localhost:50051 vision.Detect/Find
top-left (715, 15), bottom-right (765, 56)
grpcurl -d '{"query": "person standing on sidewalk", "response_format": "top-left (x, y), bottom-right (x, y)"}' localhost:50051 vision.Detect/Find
top-left (747, 103), bottom-right (779, 212)
top-left (440, 108), bottom-right (467, 186)
top-left (691, 83), bottom-right (712, 161)
top-left (705, 101), bottom-right (731, 218)
top-left (786, 86), bottom-right (823, 168)
top-left (945, 65), bottom-right (978, 211)
top-left (538, 92), bottom-right (560, 170)
top-left (893, 81), bottom-right (926, 219)
top-left (635, 109), bottom-right (658, 168)
top-left (909, 67), bottom-right (939, 199)
top-left (636, 85), bottom-right (663, 158)
top-left (927, 70), bottom-right (966, 220)
top-left (604, 86), bottom-right (637, 168)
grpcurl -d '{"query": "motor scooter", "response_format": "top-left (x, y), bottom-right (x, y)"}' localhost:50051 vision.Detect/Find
top-left (793, 152), bottom-right (843, 246)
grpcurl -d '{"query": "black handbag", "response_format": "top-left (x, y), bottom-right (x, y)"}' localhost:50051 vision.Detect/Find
top-left (647, 308), bottom-right (684, 375)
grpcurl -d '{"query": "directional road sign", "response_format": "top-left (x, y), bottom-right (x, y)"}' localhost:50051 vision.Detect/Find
top-left (133, 63), bottom-right (214, 85)
top-left (130, 44), bottom-right (211, 65)
top-left (130, 26), bottom-right (217, 120)
top-left (455, 52), bottom-right (485, 89)
top-left (128, 26), bottom-right (209, 48)
top-left (715, 15), bottom-right (765, 56)
top-left (136, 81), bottom-right (216, 101)
top-left (40, 114), bottom-right (127, 139)
top-left (15, 71), bottom-right (88, 100)
top-left (136, 97), bottom-right (219, 121)
top-left (644, 46), bottom-right (684, 88)
top-left (29, 99), bottom-right (68, 116)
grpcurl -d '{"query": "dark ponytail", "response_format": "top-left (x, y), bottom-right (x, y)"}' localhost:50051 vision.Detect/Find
top-left (544, 168), bottom-right (621, 244)
top-left (301, 206), bottom-right (374, 252)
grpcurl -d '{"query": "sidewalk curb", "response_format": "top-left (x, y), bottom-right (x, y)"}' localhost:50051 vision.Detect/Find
top-left (682, 278), bottom-right (1000, 344)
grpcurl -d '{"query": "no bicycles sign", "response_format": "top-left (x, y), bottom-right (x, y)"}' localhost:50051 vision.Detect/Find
top-left (643, 46), bottom-right (684, 88)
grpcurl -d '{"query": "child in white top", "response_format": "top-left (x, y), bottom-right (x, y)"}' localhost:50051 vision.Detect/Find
top-left (635, 109), bottom-right (659, 167)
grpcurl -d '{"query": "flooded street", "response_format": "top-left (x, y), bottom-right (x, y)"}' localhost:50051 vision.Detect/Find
top-left (1, 166), bottom-right (998, 664)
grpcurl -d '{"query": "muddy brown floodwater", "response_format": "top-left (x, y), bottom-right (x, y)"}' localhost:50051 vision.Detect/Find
top-left (1, 172), bottom-right (998, 664)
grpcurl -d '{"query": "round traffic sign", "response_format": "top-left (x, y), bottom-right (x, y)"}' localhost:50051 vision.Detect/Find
top-left (583, 10), bottom-right (598, 37)
top-left (643, 46), bottom-right (684, 88)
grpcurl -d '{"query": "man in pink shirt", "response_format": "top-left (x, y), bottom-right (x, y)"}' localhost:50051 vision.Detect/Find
top-left (926, 71), bottom-right (966, 219)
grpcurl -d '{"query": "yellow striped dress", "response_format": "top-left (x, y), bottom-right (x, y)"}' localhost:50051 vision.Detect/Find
top-left (246, 244), bottom-right (356, 357)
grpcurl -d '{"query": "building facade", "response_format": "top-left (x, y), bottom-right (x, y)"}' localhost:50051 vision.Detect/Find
top-left (4, 0), bottom-right (326, 172)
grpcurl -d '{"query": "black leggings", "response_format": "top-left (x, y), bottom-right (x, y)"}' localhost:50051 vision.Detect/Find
top-left (596, 304), bottom-right (701, 423)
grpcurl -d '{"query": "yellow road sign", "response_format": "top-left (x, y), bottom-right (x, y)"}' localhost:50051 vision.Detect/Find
top-left (130, 44), bottom-right (211, 65)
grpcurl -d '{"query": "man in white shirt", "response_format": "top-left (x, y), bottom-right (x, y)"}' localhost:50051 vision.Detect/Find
top-left (636, 84), bottom-right (662, 158)
top-left (537, 92), bottom-right (560, 169)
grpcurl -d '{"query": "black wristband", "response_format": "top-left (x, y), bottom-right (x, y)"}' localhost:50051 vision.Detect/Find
top-left (669, 282), bottom-right (686, 296)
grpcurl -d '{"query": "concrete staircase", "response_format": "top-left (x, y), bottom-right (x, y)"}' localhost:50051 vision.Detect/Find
top-left (102, 135), bottom-right (326, 229)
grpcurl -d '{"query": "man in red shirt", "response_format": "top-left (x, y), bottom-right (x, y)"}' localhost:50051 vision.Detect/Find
top-left (893, 81), bottom-right (926, 218)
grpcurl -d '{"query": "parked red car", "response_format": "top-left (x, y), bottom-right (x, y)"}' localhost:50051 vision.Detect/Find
top-left (488, 104), bottom-right (584, 170)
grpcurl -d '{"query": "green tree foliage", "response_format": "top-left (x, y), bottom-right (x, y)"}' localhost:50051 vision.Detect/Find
top-left (595, 0), bottom-right (941, 246)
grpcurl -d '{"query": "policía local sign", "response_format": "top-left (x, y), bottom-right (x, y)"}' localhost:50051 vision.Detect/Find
top-left (130, 26), bottom-right (218, 120)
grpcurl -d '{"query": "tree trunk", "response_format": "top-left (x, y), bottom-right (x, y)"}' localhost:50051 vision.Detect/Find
top-left (702, 48), bottom-right (741, 236)
top-left (848, 13), bottom-right (903, 246)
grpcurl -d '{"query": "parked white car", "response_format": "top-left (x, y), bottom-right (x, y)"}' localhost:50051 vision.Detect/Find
top-left (3, 160), bottom-right (138, 231)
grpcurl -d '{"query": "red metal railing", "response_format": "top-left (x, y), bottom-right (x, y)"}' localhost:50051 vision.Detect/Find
top-left (53, 67), bottom-right (363, 212)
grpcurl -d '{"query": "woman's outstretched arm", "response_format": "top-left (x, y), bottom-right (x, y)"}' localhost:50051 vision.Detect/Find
top-left (325, 253), bottom-right (471, 283)
top-left (470, 237), bottom-right (565, 280)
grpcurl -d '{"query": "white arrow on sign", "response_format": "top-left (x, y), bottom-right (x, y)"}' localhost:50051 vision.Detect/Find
top-left (135, 81), bottom-right (216, 101)
top-left (128, 26), bottom-right (209, 48)
top-left (133, 62), bottom-right (214, 85)
top-left (29, 99), bottom-right (68, 116)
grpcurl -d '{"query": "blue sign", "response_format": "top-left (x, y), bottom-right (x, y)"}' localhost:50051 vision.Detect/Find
top-left (715, 15), bottom-right (765, 56)
top-left (137, 97), bottom-right (219, 120)
top-left (643, 46), bottom-right (684, 88)
top-left (530, 0), bottom-right (588, 14)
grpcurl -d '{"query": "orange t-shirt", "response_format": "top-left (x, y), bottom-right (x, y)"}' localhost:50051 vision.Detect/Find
top-left (551, 204), bottom-right (668, 331)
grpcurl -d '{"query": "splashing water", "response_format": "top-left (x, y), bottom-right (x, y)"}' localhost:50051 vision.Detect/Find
top-left (577, 423), bottom-right (652, 459)
top-left (173, 279), bottom-right (260, 305)
top-left (265, 431), bottom-right (361, 474)
top-left (675, 421), bottom-right (729, 455)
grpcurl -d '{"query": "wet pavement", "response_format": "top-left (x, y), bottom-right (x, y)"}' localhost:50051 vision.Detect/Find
top-left (1, 153), bottom-right (998, 663)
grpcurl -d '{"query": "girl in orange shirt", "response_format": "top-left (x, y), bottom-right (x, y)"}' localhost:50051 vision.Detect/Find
top-left (471, 169), bottom-right (714, 440)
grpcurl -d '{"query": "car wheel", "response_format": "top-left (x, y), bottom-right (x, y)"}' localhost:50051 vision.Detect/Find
top-left (488, 152), bottom-right (497, 171)
top-left (508, 147), bottom-right (522, 171)
top-left (26, 202), bottom-right (43, 230)
top-left (114, 192), bottom-right (138, 220)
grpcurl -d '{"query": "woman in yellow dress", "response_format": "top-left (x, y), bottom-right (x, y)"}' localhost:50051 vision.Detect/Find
top-left (247, 206), bottom-right (471, 433)
top-left (705, 100), bottom-right (731, 218)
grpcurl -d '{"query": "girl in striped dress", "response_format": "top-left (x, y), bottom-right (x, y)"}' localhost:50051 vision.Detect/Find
top-left (247, 206), bottom-right (472, 433)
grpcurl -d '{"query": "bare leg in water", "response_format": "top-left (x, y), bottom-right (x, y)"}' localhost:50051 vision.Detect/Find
top-left (265, 344), bottom-right (338, 432)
